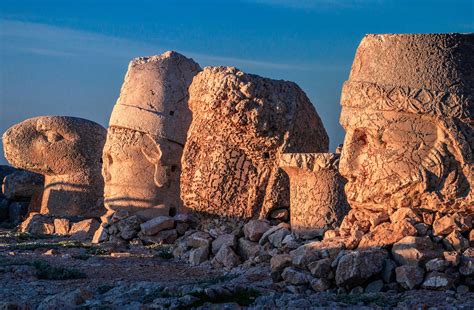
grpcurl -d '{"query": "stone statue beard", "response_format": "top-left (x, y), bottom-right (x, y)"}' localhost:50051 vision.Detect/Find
top-left (345, 140), bottom-right (448, 208)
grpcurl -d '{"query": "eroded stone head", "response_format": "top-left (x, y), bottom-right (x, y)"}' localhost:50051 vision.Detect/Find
top-left (339, 33), bottom-right (474, 212)
top-left (181, 66), bottom-right (329, 220)
top-left (2, 116), bottom-right (106, 217)
top-left (103, 51), bottom-right (201, 219)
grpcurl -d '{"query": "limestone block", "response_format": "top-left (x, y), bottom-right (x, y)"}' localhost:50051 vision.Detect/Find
top-left (102, 51), bottom-right (201, 220)
top-left (2, 170), bottom-right (43, 200)
top-left (339, 33), bottom-right (473, 213)
top-left (3, 116), bottom-right (106, 218)
top-left (279, 152), bottom-right (349, 239)
top-left (181, 66), bottom-right (328, 220)
top-left (69, 219), bottom-right (100, 241)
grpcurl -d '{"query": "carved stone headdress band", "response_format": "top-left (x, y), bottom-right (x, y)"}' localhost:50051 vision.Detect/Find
top-left (341, 80), bottom-right (473, 123)
top-left (109, 103), bottom-right (184, 145)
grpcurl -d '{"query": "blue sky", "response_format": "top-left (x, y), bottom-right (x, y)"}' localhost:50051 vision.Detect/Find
top-left (1, 0), bottom-right (473, 164)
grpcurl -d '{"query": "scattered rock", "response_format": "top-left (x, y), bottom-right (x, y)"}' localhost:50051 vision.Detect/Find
top-left (244, 220), bottom-right (271, 242)
top-left (310, 278), bottom-right (332, 292)
top-left (213, 246), bottom-right (241, 268)
top-left (425, 258), bottom-right (450, 272)
top-left (358, 219), bottom-right (417, 248)
top-left (391, 236), bottom-right (442, 266)
top-left (335, 249), bottom-right (387, 287)
top-left (433, 214), bottom-right (471, 236)
top-left (390, 208), bottom-right (422, 224)
top-left (443, 231), bottom-right (469, 252)
top-left (395, 265), bottom-right (424, 289)
top-left (189, 246), bottom-right (209, 265)
top-left (308, 258), bottom-right (332, 278)
top-left (365, 280), bottom-right (384, 293)
top-left (268, 227), bottom-right (291, 248)
top-left (69, 219), bottom-right (100, 241)
top-left (140, 216), bottom-right (174, 236)
top-left (421, 271), bottom-right (454, 290)
top-left (212, 234), bottom-right (237, 255)
top-left (281, 267), bottom-right (312, 285)
top-left (238, 238), bottom-right (260, 261)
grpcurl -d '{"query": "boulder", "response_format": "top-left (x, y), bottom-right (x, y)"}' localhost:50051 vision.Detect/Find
top-left (395, 265), bottom-right (424, 289)
top-left (358, 219), bottom-right (417, 248)
top-left (187, 231), bottom-right (212, 248)
top-left (268, 227), bottom-right (291, 248)
top-left (211, 234), bottom-right (237, 255)
top-left (140, 216), bottom-right (174, 236)
top-left (281, 267), bottom-right (312, 285)
top-left (69, 219), bottom-right (100, 241)
top-left (335, 249), bottom-right (387, 287)
top-left (443, 230), bottom-right (469, 252)
top-left (181, 66), bottom-right (329, 219)
top-left (212, 246), bottom-right (241, 268)
top-left (20, 213), bottom-right (54, 235)
top-left (53, 218), bottom-right (70, 235)
top-left (425, 258), bottom-right (450, 272)
top-left (2, 170), bottom-right (43, 200)
top-left (243, 220), bottom-right (271, 242)
top-left (189, 246), bottom-right (209, 265)
top-left (311, 278), bottom-right (332, 292)
top-left (421, 271), bottom-right (454, 290)
top-left (433, 214), bottom-right (471, 236)
top-left (237, 238), bottom-right (260, 260)
top-left (308, 258), bottom-right (332, 278)
top-left (391, 236), bottom-right (443, 266)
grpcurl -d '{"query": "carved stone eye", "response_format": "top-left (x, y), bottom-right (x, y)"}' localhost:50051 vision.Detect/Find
top-left (46, 131), bottom-right (64, 143)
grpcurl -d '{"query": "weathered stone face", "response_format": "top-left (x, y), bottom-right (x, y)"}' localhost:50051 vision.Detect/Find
top-left (181, 66), bottom-right (329, 220)
top-left (339, 33), bottom-right (473, 213)
top-left (102, 51), bottom-right (201, 220)
top-left (279, 153), bottom-right (349, 239)
top-left (2, 116), bottom-right (106, 217)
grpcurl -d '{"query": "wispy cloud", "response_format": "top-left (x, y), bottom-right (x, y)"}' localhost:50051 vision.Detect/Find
top-left (0, 19), bottom-right (318, 71)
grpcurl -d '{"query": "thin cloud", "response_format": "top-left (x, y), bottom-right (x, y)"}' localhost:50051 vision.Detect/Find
top-left (0, 19), bottom-right (320, 71)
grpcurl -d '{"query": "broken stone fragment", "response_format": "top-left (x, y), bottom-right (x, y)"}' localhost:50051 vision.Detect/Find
top-left (212, 246), bottom-right (241, 268)
top-left (237, 238), bottom-right (260, 261)
top-left (421, 271), bottom-right (454, 290)
top-left (391, 236), bottom-right (443, 266)
top-left (140, 216), bottom-right (174, 236)
top-left (389, 207), bottom-right (422, 224)
top-left (267, 227), bottom-right (291, 248)
top-left (311, 278), bottom-right (332, 292)
top-left (358, 219), bottom-right (417, 248)
top-left (259, 222), bottom-right (290, 245)
top-left (20, 213), bottom-right (55, 235)
top-left (69, 219), bottom-right (100, 241)
top-left (189, 246), bottom-right (209, 265)
top-left (243, 220), bottom-right (271, 242)
top-left (443, 231), bottom-right (469, 252)
top-left (181, 66), bottom-right (329, 219)
top-left (53, 218), bottom-right (70, 235)
top-left (3, 116), bottom-right (106, 218)
top-left (2, 170), bottom-right (44, 201)
top-left (281, 267), bottom-right (312, 285)
top-left (433, 214), bottom-right (471, 236)
top-left (425, 258), bottom-right (450, 272)
top-left (140, 229), bottom-right (178, 245)
top-left (335, 249), bottom-right (387, 288)
top-left (308, 258), bottom-right (332, 278)
top-left (395, 265), bottom-right (424, 290)
top-left (279, 153), bottom-right (349, 239)
top-left (270, 254), bottom-right (292, 273)
top-left (186, 231), bottom-right (212, 248)
top-left (211, 234), bottom-right (237, 255)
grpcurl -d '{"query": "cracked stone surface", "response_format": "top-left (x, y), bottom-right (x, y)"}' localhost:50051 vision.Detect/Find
top-left (181, 66), bottom-right (329, 220)
top-left (2, 116), bottom-right (106, 218)
top-left (279, 153), bottom-right (349, 239)
top-left (102, 51), bottom-right (201, 220)
top-left (339, 33), bottom-right (473, 213)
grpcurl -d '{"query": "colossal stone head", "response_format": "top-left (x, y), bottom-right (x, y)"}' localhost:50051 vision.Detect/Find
top-left (181, 66), bottom-right (329, 220)
top-left (339, 34), bottom-right (473, 213)
top-left (102, 51), bottom-right (201, 219)
top-left (2, 116), bottom-right (106, 217)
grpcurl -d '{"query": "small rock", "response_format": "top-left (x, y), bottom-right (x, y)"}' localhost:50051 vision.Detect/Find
top-left (140, 229), bottom-right (178, 244)
top-left (310, 278), bottom-right (332, 292)
top-left (390, 207), bottom-right (421, 224)
top-left (187, 231), bottom-right (212, 248)
top-left (391, 236), bottom-right (442, 266)
top-left (270, 254), bottom-right (292, 272)
top-left (189, 246), bottom-right (209, 265)
top-left (53, 218), bottom-right (70, 235)
top-left (350, 286), bottom-right (364, 294)
top-left (117, 215), bottom-right (141, 240)
top-left (358, 219), bottom-right (417, 248)
top-left (456, 285), bottom-right (469, 294)
top-left (425, 258), bottom-right (450, 272)
top-left (212, 245), bottom-right (241, 268)
top-left (20, 213), bottom-right (55, 235)
top-left (270, 208), bottom-right (289, 221)
top-left (365, 280), bottom-right (384, 293)
top-left (70, 219), bottom-right (100, 241)
top-left (433, 214), bottom-right (471, 236)
top-left (308, 258), bottom-right (332, 278)
top-left (259, 222), bottom-right (290, 245)
top-left (395, 265), bottom-right (424, 289)
top-left (335, 249), bottom-right (387, 287)
top-left (421, 271), bottom-right (454, 290)
top-left (281, 267), bottom-right (312, 285)
top-left (415, 223), bottom-right (430, 236)
top-left (443, 230), bottom-right (469, 252)
top-left (444, 251), bottom-right (461, 266)
top-left (237, 238), bottom-right (260, 260)
top-left (243, 220), bottom-right (271, 242)
top-left (176, 223), bottom-right (189, 235)
top-left (212, 234), bottom-right (237, 255)
top-left (268, 228), bottom-right (291, 248)
top-left (140, 216), bottom-right (174, 236)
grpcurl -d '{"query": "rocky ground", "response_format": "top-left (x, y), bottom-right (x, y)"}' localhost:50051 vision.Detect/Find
top-left (1, 227), bottom-right (473, 309)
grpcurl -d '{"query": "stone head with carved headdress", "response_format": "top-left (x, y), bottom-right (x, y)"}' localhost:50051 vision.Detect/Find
top-left (339, 34), bottom-right (473, 213)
